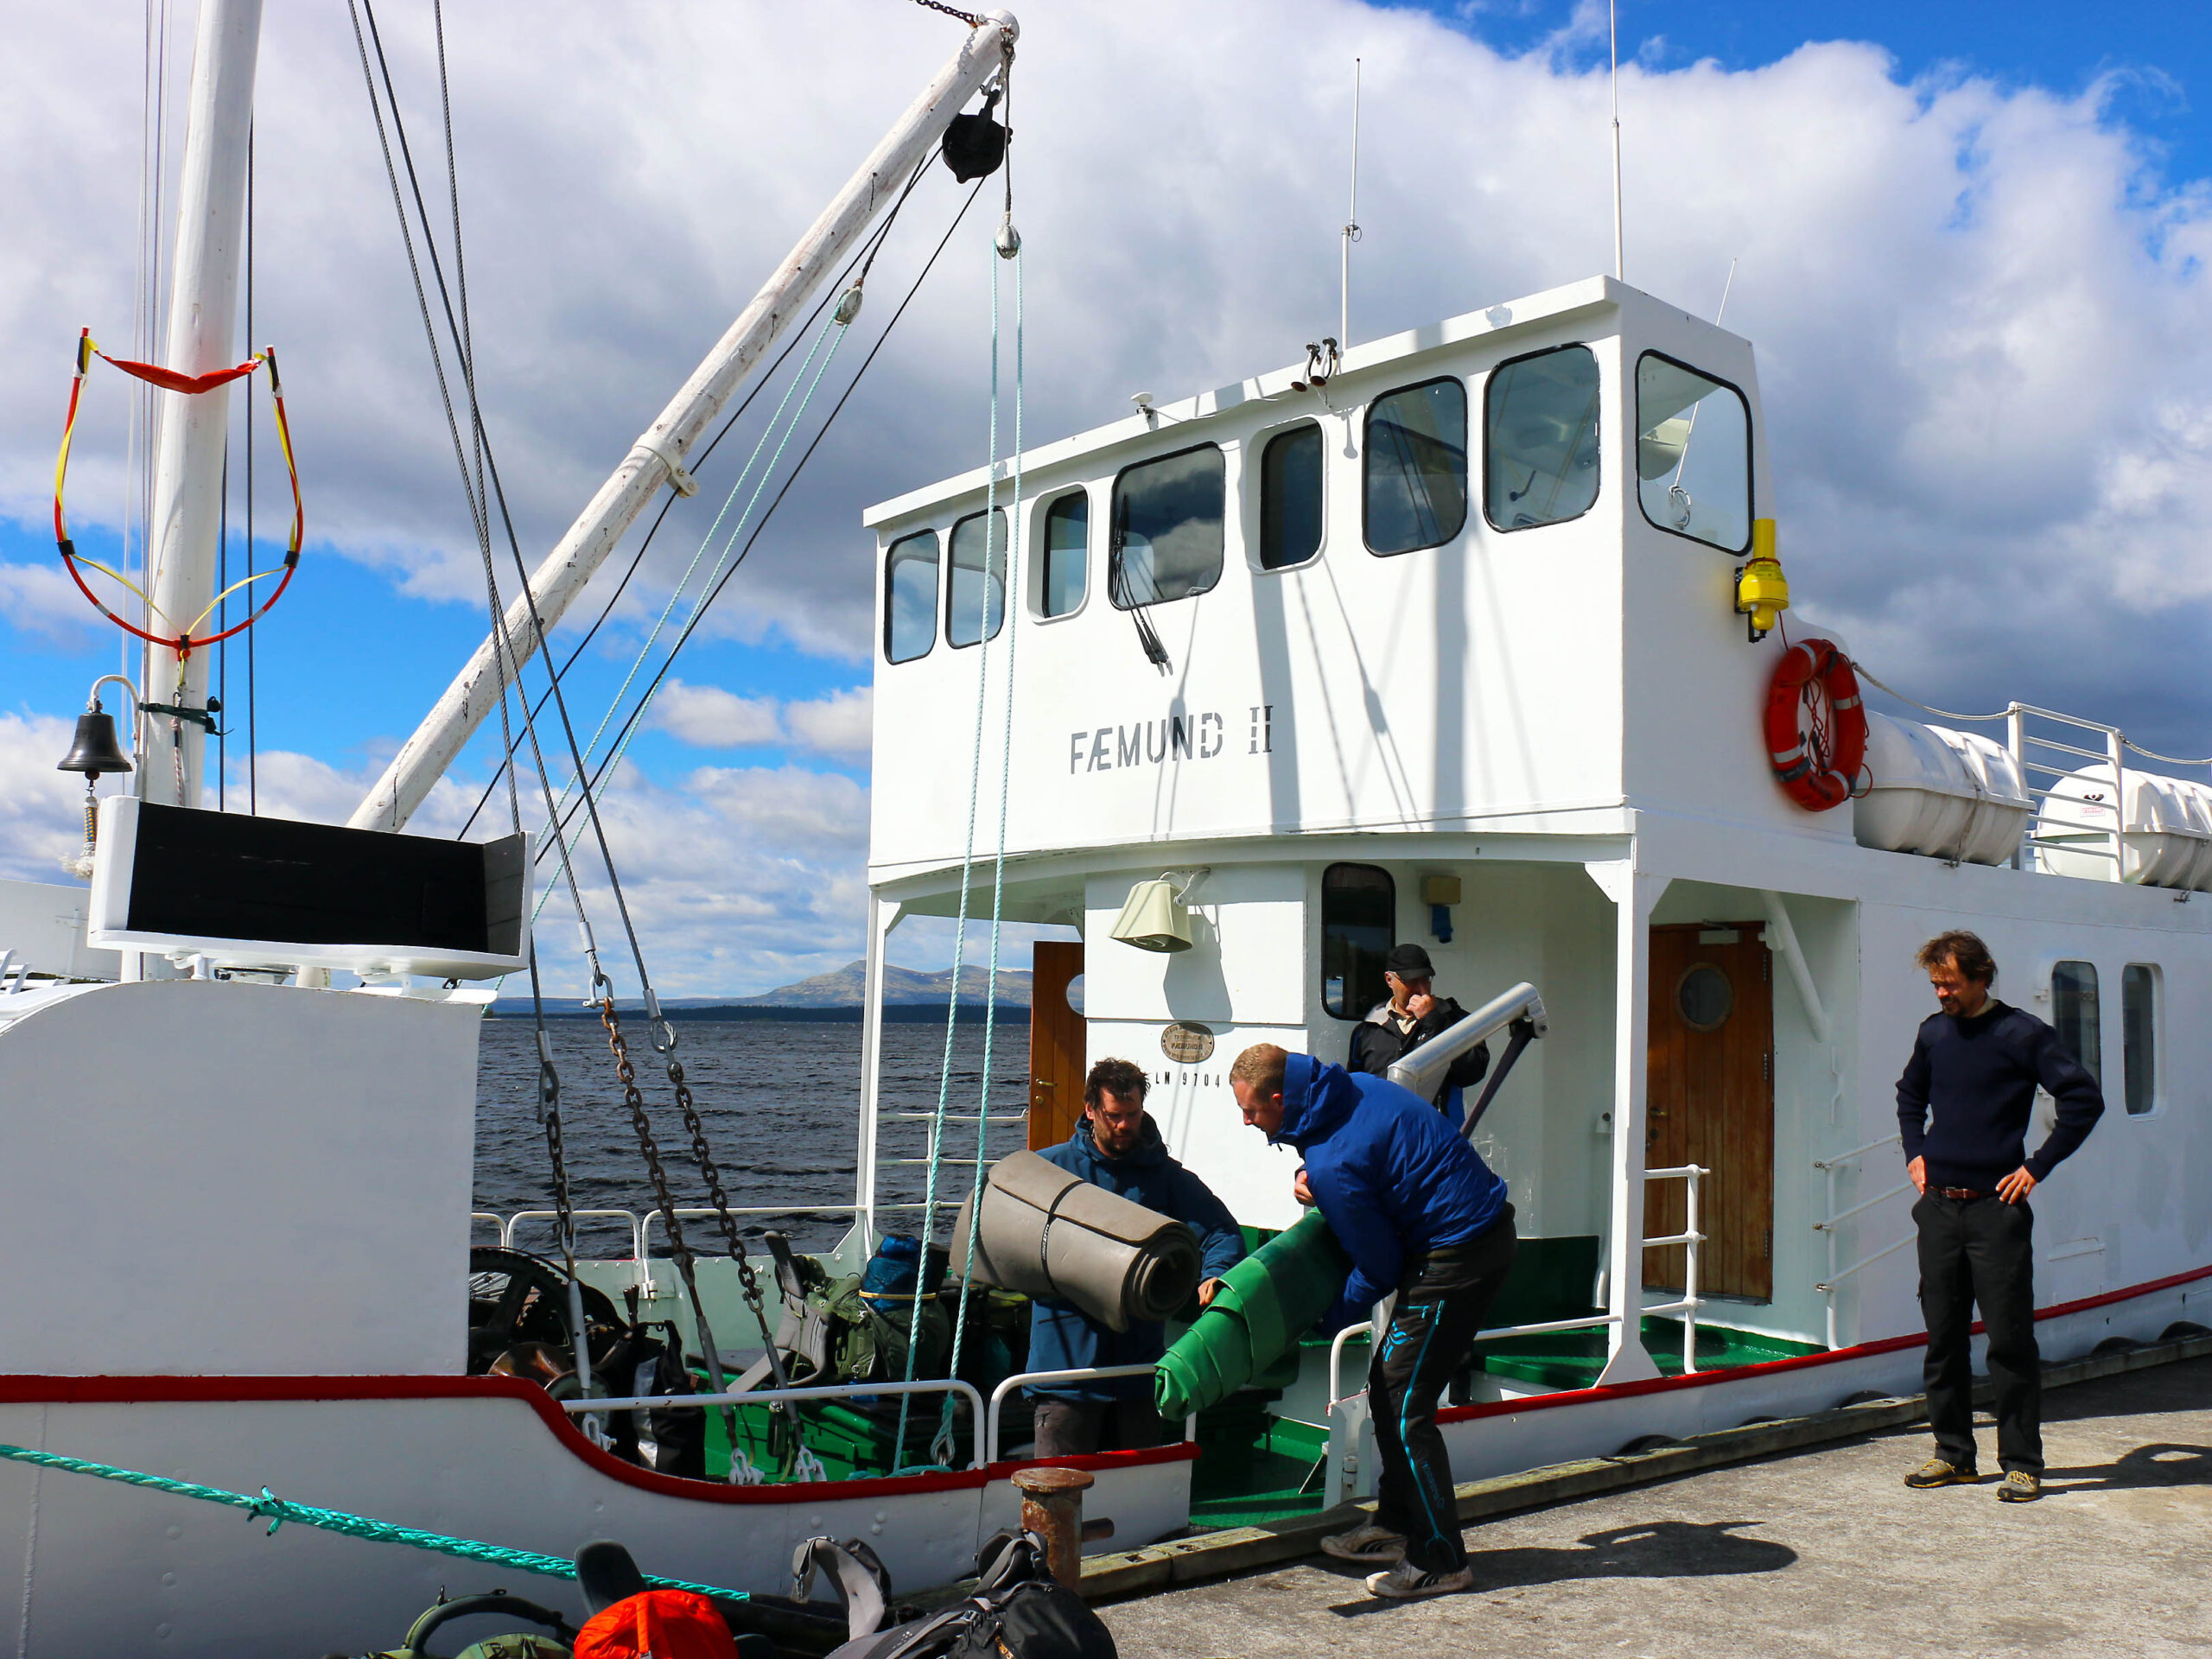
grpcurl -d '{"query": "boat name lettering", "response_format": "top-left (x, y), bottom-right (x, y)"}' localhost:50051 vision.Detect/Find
top-left (1068, 706), bottom-right (1277, 773)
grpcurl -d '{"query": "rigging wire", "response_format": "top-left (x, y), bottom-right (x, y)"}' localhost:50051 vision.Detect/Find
top-left (453, 155), bottom-right (934, 843)
top-left (521, 175), bottom-right (988, 874)
top-left (245, 122), bottom-right (257, 813)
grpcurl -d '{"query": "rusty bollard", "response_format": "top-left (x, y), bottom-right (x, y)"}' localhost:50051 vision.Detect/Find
top-left (1011, 1465), bottom-right (1096, 1589)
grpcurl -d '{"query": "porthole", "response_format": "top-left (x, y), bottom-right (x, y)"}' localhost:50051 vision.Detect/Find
top-left (1676, 963), bottom-right (1733, 1032)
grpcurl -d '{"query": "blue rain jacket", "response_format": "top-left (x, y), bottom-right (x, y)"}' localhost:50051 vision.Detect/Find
top-left (1026, 1115), bottom-right (1246, 1403)
top-left (1273, 1053), bottom-right (1509, 1332)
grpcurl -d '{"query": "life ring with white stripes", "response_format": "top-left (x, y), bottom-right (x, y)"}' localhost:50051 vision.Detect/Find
top-left (1764, 639), bottom-right (1866, 810)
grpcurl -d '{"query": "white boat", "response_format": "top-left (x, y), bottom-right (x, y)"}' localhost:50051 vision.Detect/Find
top-left (3, 5), bottom-right (2208, 1652)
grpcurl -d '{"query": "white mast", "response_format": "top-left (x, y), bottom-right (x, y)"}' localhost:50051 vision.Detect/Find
top-left (350, 12), bottom-right (1018, 834)
top-left (139, 0), bottom-right (263, 810)
top-left (1341, 56), bottom-right (1360, 349)
top-left (1609, 0), bottom-right (1624, 282)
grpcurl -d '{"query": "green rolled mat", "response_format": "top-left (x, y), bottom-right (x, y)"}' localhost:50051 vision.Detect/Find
top-left (1154, 1210), bottom-right (1352, 1420)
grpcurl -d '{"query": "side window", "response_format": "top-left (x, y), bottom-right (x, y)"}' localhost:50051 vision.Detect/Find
top-left (2122, 963), bottom-right (2158, 1116)
top-left (1321, 863), bottom-right (1395, 1020)
top-left (1039, 492), bottom-right (1088, 618)
top-left (947, 508), bottom-right (1007, 648)
top-left (1109, 444), bottom-right (1224, 607)
top-left (1636, 353), bottom-right (1751, 552)
top-left (1258, 422), bottom-right (1324, 570)
top-left (1364, 378), bottom-right (1467, 556)
top-left (884, 530), bottom-right (938, 664)
top-left (2050, 961), bottom-right (2101, 1084)
top-left (1484, 344), bottom-right (1600, 531)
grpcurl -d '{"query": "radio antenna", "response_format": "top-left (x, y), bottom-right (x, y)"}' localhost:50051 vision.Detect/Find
top-left (1609, 1), bottom-right (1624, 281)
top-left (1342, 56), bottom-right (1362, 349)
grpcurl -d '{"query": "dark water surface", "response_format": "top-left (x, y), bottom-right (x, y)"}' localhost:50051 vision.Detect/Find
top-left (474, 1017), bottom-right (1030, 1255)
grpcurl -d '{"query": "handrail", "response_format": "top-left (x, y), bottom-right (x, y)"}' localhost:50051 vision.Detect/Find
top-left (504, 1208), bottom-right (646, 1262)
top-left (1812, 1135), bottom-right (1912, 1348)
top-left (468, 1211), bottom-right (505, 1241)
top-left (983, 1364), bottom-right (1179, 1465)
top-left (562, 1378), bottom-right (987, 1473)
top-left (640, 1204), bottom-right (863, 1255)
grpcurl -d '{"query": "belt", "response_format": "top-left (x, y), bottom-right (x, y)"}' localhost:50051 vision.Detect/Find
top-left (1935, 1185), bottom-right (1988, 1200)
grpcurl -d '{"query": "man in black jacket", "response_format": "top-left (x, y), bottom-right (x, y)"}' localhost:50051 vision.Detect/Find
top-left (1347, 944), bottom-right (1489, 1112)
top-left (1897, 930), bottom-right (2104, 1503)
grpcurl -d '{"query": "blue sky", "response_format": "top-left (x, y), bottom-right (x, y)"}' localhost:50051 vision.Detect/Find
top-left (5, 0), bottom-right (2211, 995)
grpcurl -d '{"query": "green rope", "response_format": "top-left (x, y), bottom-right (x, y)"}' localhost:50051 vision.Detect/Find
top-left (0, 1442), bottom-right (748, 1602)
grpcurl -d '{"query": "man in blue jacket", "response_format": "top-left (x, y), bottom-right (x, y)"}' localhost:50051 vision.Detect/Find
top-left (1026, 1057), bottom-right (1244, 1459)
top-left (1230, 1042), bottom-right (1516, 1601)
top-left (1897, 930), bottom-right (2103, 1503)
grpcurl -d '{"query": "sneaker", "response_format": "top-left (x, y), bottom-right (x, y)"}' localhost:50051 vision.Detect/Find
top-left (1363, 1560), bottom-right (1474, 1600)
top-left (1996, 1471), bottom-right (2042, 1503)
top-left (1319, 1522), bottom-right (1406, 1564)
top-left (1904, 1457), bottom-right (1978, 1489)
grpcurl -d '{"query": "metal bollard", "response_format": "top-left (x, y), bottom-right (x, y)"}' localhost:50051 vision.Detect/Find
top-left (1010, 1465), bottom-right (1096, 1589)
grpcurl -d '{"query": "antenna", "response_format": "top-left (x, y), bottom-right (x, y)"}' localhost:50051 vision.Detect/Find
top-left (1342, 57), bottom-right (1362, 349)
top-left (1609, 1), bottom-right (1624, 282)
top-left (1715, 256), bottom-right (1738, 325)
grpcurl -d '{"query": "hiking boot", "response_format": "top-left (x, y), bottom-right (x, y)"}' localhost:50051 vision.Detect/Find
top-left (1319, 1522), bottom-right (1405, 1564)
top-left (1363, 1560), bottom-right (1474, 1600)
top-left (1904, 1457), bottom-right (1978, 1489)
top-left (1996, 1471), bottom-right (2042, 1503)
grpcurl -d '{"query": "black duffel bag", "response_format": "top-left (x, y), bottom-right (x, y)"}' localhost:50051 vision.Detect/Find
top-left (801, 1529), bottom-right (1116, 1659)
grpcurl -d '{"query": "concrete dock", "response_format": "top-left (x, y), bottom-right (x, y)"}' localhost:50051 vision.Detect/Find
top-left (1098, 1355), bottom-right (2211, 1659)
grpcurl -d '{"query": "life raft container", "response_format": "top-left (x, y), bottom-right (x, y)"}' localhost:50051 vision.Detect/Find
top-left (1764, 638), bottom-right (1867, 810)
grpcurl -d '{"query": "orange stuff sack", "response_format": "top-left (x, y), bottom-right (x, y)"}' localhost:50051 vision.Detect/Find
top-left (573, 1589), bottom-right (738, 1659)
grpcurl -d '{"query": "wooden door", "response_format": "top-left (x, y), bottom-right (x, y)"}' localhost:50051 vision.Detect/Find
top-left (1027, 941), bottom-right (1085, 1151)
top-left (1643, 922), bottom-right (1774, 1300)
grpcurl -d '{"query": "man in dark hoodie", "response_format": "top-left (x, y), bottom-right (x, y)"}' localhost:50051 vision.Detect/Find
top-left (1897, 930), bottom-right (2104, 1503)
top-left (1347, 943), bottom-right (1491, 1114)
top-left (1230, 1042), bottom-right (1516, 1601)
top-left (1025, 1057), bottom-right (1245, 1459)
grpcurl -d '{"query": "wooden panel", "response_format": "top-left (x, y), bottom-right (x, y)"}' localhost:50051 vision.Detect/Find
top-left (1027, 940), bottom-right (1086, 1151)
top-left (1643, 922), bottom-right (1775, 1301)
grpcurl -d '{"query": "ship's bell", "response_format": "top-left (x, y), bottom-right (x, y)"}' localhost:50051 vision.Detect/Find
top-left (57, 707), bottom-right (132, 779)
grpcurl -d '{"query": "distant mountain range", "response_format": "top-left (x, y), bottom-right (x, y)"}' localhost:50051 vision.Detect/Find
top-left (492, 960), bottom-right (1030, 1019)
top-left (733, 960), bottom-right (1031, 1008)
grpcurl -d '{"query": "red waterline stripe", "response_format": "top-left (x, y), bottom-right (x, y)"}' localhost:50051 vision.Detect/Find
top-left (1434, 1259), bottom-right (2212, 1427)
top-left (0, 1372), bottom-right (1193, 1506)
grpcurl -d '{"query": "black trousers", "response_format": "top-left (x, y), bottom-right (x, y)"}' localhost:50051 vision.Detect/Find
top-left (1030, 1395), bottom-right (1167, 1459)
top-left (1916, 1191), bottom-right (2041, 1475)
top-left (1370, 1205), bottom-right (1518, 1574)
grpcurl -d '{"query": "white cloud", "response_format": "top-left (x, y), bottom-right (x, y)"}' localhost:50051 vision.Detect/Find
top-left (646, 679), bottom-right (785, 748)
top-left (0, 562), bottom-right (101, 646)
top-left (783, 687), bottom-right (874, 760)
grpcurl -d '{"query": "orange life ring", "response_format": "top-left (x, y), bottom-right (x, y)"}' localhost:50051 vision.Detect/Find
top-left (1764, 638), bottom-right (1866, 811)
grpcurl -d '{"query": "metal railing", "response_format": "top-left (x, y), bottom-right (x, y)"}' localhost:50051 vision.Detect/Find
top-left (983, 1365), bottom-right (1197, 1465)
top-left (1325, 1163), bottom-right (1711, 1412)
top-left (560, 1377), bottom-right (987, 1477)
top-left (1811, 1133), bottom-right (1913, 1349)
top-left (2008, 703), bottom-right (2126, 875)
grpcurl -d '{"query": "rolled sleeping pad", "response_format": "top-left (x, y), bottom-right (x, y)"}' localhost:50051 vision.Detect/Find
top-left (1154, 1209), bottom-right (1352, 1421)
top-left (948, 1149), bottom-right (1199, 1335)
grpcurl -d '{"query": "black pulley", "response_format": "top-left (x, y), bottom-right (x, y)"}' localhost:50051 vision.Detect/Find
top-left (57, 708), bottom-right (131, 779)
top-left (941, 88), bottom-right (1006, 182)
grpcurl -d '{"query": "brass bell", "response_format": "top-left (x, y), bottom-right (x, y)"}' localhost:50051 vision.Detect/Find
top-left (58, 706), bottom-right (132, 779)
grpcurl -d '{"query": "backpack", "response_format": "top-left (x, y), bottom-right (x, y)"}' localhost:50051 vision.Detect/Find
top-left (570, 1589), bottom-right (736, 1659)
top-left (809, 1530), bottom-right (1116, 1659)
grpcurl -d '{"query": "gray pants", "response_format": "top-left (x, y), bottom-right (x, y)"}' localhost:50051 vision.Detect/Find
top-left (1030, 1395), bottom-right (1169, 1459)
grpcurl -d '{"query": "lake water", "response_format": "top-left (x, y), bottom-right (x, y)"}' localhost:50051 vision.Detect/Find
top-left (474, 1016), bottom-right (1031, 1255)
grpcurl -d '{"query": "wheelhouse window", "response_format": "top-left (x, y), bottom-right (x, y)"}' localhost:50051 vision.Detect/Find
top-left (947, 508), bottom-right (1007, 647)
top-left (1109, 444), bottom-right (1224, 607)
top-left (2122, 963), bottom-right (2158, 1116)
top-left (1484, 344), bottom-right (1600, 531)
top-left (1364, 378), bottom-right (1467, 556)
top-left (1039, 492), bottom-right (1088, 618)
top-left (1321, 863), bottom-right (1395, 1020)
top-left (1636, 353), bottom-right (1751, 552)
top-left (884, 530), bottom-right (938, 664)
top-left (2050, 960), bottom-right (2101, 1084)
top-left (1258, 422), bottom-right (1324, 570)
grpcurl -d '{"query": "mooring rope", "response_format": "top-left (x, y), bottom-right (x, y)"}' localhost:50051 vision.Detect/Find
top-left (0, 1442), bottom-right (748, 1601)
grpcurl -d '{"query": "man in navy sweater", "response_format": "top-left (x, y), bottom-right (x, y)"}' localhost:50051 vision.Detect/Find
top-left (1230, 1043), bottom-right (1516, 1600)
top-left (1897, 930), bottom-right (2104, 1503)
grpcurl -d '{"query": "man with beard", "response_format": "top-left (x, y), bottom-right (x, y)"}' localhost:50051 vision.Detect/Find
top-left (1024, 1057), bottom-right (1244, 1458)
